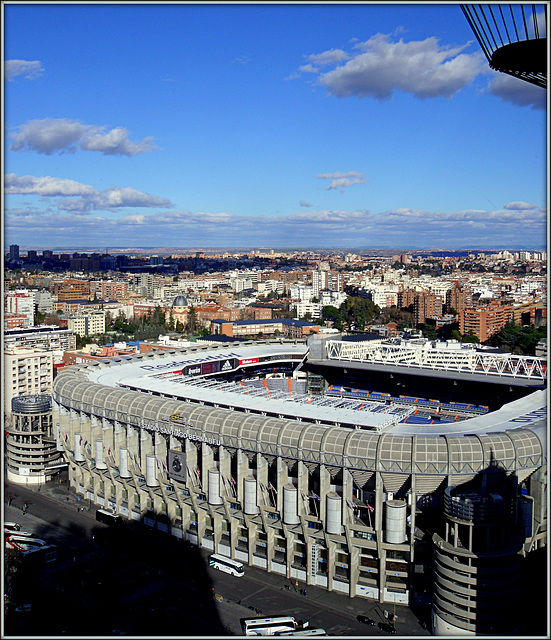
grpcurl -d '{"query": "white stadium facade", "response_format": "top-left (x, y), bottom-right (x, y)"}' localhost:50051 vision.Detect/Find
top-left (50, 335), bottom-right (547, 635)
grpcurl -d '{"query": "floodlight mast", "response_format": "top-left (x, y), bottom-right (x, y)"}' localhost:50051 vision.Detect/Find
top-left (461, 3), bottom-right (547, 88)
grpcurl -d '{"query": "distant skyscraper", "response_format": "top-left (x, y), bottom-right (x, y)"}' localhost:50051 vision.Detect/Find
top-left (9, 244), bottom-right (19, 261)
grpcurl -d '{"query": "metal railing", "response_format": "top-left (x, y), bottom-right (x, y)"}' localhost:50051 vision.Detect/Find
top-left (326, 340), bottom-right (546, 381)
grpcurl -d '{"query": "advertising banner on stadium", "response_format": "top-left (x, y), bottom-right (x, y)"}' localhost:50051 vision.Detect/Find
top-left (201, 360), bottom-right (220, 375)
top-left (168, 450), bottom-right (187, 483)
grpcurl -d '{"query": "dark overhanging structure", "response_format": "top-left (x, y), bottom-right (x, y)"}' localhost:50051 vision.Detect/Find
top-left (461, 3), bottom-right (547, 88)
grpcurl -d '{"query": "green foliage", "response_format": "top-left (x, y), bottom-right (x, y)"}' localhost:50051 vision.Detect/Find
top-left (186, 307), bottom-right (198, 334)
top-left (76, 334), bottom-right (94, 348)
top-left (322, 305), bottom-right (341, 321)
top-left (488, 322), bottom-right (546, 355)
top-left (421, 325), bottom-right (438, 340)
top-left (462, 330), bottom-right (480, 344)
top-left (339, 296), bottom-right (380, 331)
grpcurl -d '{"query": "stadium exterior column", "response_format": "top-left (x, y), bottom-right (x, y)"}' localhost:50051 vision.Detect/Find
top-left (319, 465), bottom-right (331, 523)
top-left (276, 457), bottom-right (289, 512)
top-left (154, 431), bottom-right (167, 471)
top-left (236, 450), bottom-right (250, 504)
top-left (140, 428), bottom-right (154, 473)
top-left (196, 497), bottom-right (207, 544)
top-left (297, 461), bottom-right (309, 517)
top-left (102, 418), bottom-right (114, 464)
top-left (265, 524), bottom-right (275, 573)
top-left (326, 537), bottom-right (336, 592)
top-left (114, 474), bottom-right (125, 516)
top-left (256, 453), bottom-right (269, 507)
top-left (375, 472), bottom-right (386, 604)
top-left (126, 425), bottom-right (140, 471)
top-left (348, 544), bottom-right (360, 597)
top-left (229, 515), bottom-right (239, 558)
top-left (184, 439), bottom-right (198, 489)
top-left (55, 402), bottom-right (69, 440)
top-left (247, 519), bottom-right (258, 567)
top-left (343, 468), bottom-right (354, 526)
top-left (218, 446), bottom-right (232, 499)
top-left (409, 476), bottom-right (418, 579)
top-left (212, 509), bottom-right (223, 554)
top-left (379, 546), bottom-right (387, 604)
top-left (200, 444), bottom-right (215, 491)
top-left (114, 420), bottom-right (126, 467)
top-left (70, 409), bottom-right (81, 449)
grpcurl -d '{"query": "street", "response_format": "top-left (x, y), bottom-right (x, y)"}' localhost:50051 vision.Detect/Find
top-left (4, 478), bottom-right (430, 636)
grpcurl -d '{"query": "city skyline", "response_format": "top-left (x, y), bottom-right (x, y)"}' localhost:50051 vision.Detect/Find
top-left (3, 2), bottom-right (548, 250)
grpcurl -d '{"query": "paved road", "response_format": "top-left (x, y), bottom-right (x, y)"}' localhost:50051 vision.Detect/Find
top-left (4, 478), bottom-right (431, 636)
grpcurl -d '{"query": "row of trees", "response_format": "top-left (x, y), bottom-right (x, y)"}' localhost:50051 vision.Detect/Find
top-left (320, 297), bottom-right (381, 332)
top-left (487, 322), bottom-right (546, 355)
top-left (34, 306), bottom-right (208, 345)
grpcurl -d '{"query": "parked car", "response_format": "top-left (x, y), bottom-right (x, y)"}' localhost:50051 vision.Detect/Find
top-left (357, 615), bottom-right (375, 626)
top-left (378, 622), bottom-right (397, 634)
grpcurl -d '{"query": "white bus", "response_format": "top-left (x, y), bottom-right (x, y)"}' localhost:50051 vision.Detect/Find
top-left (208, 553), bottom-right (244, 577)
top-left (5, 536), bottom-right (47, 551)
top-left (275, 629), bottom-right (326, 636)
top-left (243, 617), bottom-right (299, 636)
top-left (4, 523), bottom-right (34, 537)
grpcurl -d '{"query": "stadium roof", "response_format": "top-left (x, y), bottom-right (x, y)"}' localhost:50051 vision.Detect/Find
top-left (83, 342), bottom-right (546, 438)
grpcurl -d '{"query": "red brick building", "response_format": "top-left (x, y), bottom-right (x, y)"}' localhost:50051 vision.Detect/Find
top-left (459, 302), bottom-right (513, 342)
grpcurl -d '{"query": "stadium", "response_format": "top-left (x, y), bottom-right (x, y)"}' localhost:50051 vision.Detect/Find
top-left (52, 334), bottom-right (547, 635)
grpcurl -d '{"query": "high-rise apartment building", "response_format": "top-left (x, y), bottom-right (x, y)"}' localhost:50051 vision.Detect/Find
top-left (9, 244), bottom-right (20, 261)
top-left (89, 280), bottom-right (127, 301)
top-left (66, 310), bottom-right (106, 337)
top-left (459, 302), bottom-right (513, 342)
top-left (414, 291), bottom-right (443, 325)
top-left (54, 279), bottom-right (91, 301)
top-left (446, 282), bottom-right (473, 314)
top-left (4, 347), bottom-right (54, 414)
top-left (4, 325), bottom-right (77, 352)
top-left (5, 290), bottom-right (35, 328)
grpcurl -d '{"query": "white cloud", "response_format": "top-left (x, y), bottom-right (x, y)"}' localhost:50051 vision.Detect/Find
top-left (5, 59), bottom-right (44, 81)
top-left (306, 49), bottom-right (350, 66)
top-left (317, 171), bottom-right (369, 191)
top-left (10, 118), bottom-right (156, 155)
top-left (96, 186), bottom-right (171, 208)
top-left (80, 127), bottom-right (156, 156)
top-left (504, 201), bottom-right (538, 211)
top-left (485, 73), bottom-right (546, 110)
top-left (297, 64), bottom-right (319, 74)
top-left (5, 204), bottom-right (546, 250)
top-left (5, 173), bottom-right (98, 197)
top-left (10, 119), bottom-right (97, 155)
top-left (299, 200), bottom-right (313, 207)
top-left (292, 33), bottom-right (486, 101)
top-left (5, 173), bottom-right (173, 212)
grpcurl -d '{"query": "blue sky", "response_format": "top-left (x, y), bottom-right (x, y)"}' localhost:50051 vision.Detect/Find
top-left (3, 2), bottom-right (548, 251)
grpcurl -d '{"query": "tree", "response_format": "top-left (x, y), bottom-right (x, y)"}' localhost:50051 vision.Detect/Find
top-left (186, 306), bottom-right (198, 334)
top-left (322, 305), bottom-right (342, 321)
top-left (462, 330), bottom-right (480, 344)
top-left (339, 297), bottom-right (380, 331)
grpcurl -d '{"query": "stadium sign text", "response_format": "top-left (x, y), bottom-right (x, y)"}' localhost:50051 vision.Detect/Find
top-left (138, 412), bottom-right (221, 446)
top-left (139, 352), bottom-right (241, 371)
